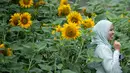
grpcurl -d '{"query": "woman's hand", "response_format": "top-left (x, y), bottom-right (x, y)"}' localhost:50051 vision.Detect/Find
top-left (113, 40), bottom-right (121, 51)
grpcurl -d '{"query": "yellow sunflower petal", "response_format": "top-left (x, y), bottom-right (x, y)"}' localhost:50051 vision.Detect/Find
top-left (60, 0), bottom-right (68, 6)
top-left (67, 11), bottom-right (82, 25)
top-left (19, 0), bottom-right (33, 8)
top-left (34, 0), bottom-right (46, 7)
top-left (56, 25), bottom-right (62, 32)
top-left (38, 0), bottom-right (45, 5)
top-left (52, 30), bottom-right (56, 35)
top-left (61, 23), bottom-right (80, 39)
top-left (19, 12), bottom-right (32, 28)
top-left (9, 13), bottom-right (20, 26)
top-left (7, 48), bottom-right (12, 56)
top-left (82, 18), bottom-right (95, 28)
top-left (0, 44), bottom-right (5, 48)
top-left (128, 20), bottom-right (130, 22)
top-left (58, 4), bottom-right (71, 16)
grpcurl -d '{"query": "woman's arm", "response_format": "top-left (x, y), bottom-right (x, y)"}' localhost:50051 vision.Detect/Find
top-left (95, 45), bottom-right (122, 73)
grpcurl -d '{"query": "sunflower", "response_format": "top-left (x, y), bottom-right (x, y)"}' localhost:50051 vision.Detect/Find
top-left (60, 0), bottom-right (68, 6)
top-left (9, 13), bottom-right (20, 26)
top-left (0, 44), bottom-right (5, 48)
top-left (67, 11), bottom-right (82, 25)
top-left (61, 23), bottom-right (80, 39)
top-left (52, 30), bottom-right (55, 35)
top-left (0, 44), bottom-right (5, 55)
top-left (128, 20), bottom-right (130, 22)
top-left (19, 0), bottom-right (33, 8)
top-left (7, 48), bottom-right (12, 56)
top-left (38, 0), bottom-right (45, 5)
top-left (82, 8), bottom-right (86, 14)
top-left (19, 12), bottom-right (32, 28)
top-left (91, 13), bottom-right (97, 17)
top-left (54, 37), bottom-right (57, 40)
top-left (34, 0), bottom-right (46, 7)
top-left (82, 18), bottom-right (95, 28)
top-left (56, 25), bottom-right (62, 32)
top-left (58, 4), bottom-right (71, 16)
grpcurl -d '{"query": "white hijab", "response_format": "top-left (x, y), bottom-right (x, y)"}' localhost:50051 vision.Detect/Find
top-left (91, 20), bottom-right (112, 48)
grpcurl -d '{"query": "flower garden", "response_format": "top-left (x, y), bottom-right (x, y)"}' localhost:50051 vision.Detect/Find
top-left (0, 0), bottom-right (130, 73)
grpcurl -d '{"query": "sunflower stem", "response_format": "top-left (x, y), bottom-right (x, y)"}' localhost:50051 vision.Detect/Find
top-left (54, 57), bottom-right (57, 73)
top-left (27, 54), bottom-right (35, 73)
top-left (75, 39), bottom-right (84, 63)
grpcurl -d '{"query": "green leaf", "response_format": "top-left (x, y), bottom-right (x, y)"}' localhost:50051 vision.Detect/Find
top-left (10, 44), bottom-right (23, 50)
top-left (62, 69), bottom-right (76, 73)
top-left (34, 55), bottom-right (45, 63)
top-left (10, 26), bottom-right (23, 32)
top-left (46, 46), bottom-right (58, 52)
top-left (30, 68), bottom-right (42, 73)
top-left (95, 14), bottom-right (107, 23)
top-left (106, 12), bottom-right (117, 20)
top-left (36, 42), bottom-right (47, 52)
top-left (68, 63), bottom-right (81, 73)
top-left (38, 64), bottom-right (52, 71)
top-left (57, 64), bottom-right (63, 69)
top-left (41, 27), bottom-right (51, 33)
top-left (52, 18), bottom-right (66, 25)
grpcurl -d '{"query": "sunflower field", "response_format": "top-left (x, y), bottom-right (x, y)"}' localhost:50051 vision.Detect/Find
top-left (0, 0), bottom-right (130, 73)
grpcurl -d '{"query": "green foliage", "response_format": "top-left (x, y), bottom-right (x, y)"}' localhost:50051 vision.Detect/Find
top-left (0, 0), bottom-right (130, 73)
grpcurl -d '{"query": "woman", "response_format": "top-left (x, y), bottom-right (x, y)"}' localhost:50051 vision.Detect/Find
top-left (91, 20), bottom-right (122, 73)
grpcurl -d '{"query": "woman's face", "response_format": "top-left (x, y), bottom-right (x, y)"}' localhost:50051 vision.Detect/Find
top-left (108, 25), bottom-right (114, 40)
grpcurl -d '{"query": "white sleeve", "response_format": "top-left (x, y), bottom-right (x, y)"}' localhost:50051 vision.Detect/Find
top-left (95, 45), bottom-right (122, 73)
